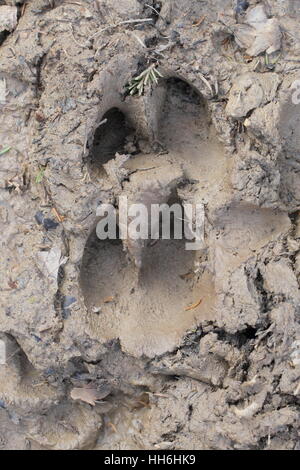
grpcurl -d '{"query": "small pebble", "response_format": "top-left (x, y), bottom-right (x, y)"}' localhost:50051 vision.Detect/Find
top-left (92, 306), bottom-right (101, 314)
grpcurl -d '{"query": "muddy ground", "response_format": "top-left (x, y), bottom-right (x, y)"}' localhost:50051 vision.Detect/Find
top-left (0, 0), bottom-right (299, 450)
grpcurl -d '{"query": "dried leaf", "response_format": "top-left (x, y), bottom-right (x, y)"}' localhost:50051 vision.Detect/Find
top-left (36, 246), bottom-right (68, 285)
top-left (8, 279), bottom-right (18, 289)
top-left (180, 272), bottom-right (194, 280)
top-left (233, 5), bottom-right (281, 57)
top-left (70, 387), bottom-right (107, 406)
top-left (185, 298), bottom-right (202, 311)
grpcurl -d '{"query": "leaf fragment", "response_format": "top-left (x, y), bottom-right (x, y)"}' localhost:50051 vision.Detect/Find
top-left (35, 168), bottom-right (45, 183)
top-left (70, 387), bottom-right (106, 406)
top-left (0, 146), bottom-right (11, 156)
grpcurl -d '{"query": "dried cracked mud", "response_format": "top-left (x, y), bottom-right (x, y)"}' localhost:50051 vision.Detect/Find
top-left (0, 0), bottom-right (299, 450)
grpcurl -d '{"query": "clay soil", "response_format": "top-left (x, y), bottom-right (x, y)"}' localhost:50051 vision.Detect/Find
top-left (0, 0), bottom-right (299, 450)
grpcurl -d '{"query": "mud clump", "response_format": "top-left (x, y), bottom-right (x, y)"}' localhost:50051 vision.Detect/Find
top-left (0, 0), bottom-right (299, 450)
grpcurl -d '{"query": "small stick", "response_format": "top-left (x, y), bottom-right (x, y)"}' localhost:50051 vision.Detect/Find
top-left (69, 24), bottom-right (90, 48)
top-left (51, 207), bottom-right (65, 223)
top-left (145, 3), bottom-right (161, 17)
top-left (185, 298), bottom-right (202, 311)
top-left (83, 121), bottom-right (88, 154)
top-left (107, 422), bottom-right (118, 433)
top-left (90, 18), bottom-right (153, 40)
top-left (97, 118), bottom-right (108, 127)
top-left (198, 72), bottom-right (214, 95)
top-left (130, 31), bottom-right (147, 48)
top-left (193, 16), bottom-right (205, 27)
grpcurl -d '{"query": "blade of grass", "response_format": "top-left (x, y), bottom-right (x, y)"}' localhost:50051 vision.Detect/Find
top-left (0, 146), bottom-right (11, 156)
top-left (35, 168), bottom-right (45, 184)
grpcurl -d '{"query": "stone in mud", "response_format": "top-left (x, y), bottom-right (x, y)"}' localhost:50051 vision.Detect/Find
top-left (233, 5), bottom-right (282, 56)
top-left (226, 72), bottom-right (280, 119)
top-left (243, 101), bottom-right (281, 145)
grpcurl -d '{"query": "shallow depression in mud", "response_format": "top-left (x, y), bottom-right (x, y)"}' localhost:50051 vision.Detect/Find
top-left (158, 77), bottom-right (229, 205)
top-left (79, 76), bottom-right (228, 357)
top-left (88, 108), bottom-right (133, 171)
top-left (79, 218), bottom-right (215, 357)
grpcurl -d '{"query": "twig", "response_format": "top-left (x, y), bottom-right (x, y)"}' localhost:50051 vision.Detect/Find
top-left (129, 166), bottom-right (158, 174)
top-left (90, 18), bottom-right (153, 40)
top-left (97, 118), bottom-right (108, 127)
top-left (198, 72), bottom-right (214, 95)
top-left (107, 422), bottom-right (118, 433)
top-left (130, 31), bottom-right (147, 48)
top-left (83, 122), bottom-right (88, 154)
top-left (193, 16), bottom-right (205, 27)
top-left (69, 24), bottom-right (90, 48)
top-left (185, 298), bottom-right (202, 311)
top-left (145, 3), bottom-right (161, 17)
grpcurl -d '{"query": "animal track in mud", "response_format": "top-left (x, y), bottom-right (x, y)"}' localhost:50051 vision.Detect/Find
top-left (88, 108), bottom-right (133, 174)
top-left (157, 77), bottom-right (231, 209)
top-left (80, 77), bottom-right (219, 357)
top-left (79, 76), bottom-right (291, 357)
top-left (0, 334), bottom-right (64, 414)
